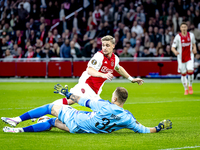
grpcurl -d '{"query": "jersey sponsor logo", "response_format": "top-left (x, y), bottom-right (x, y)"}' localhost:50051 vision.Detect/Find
top-left (91, 59), bottom-right (97, 65)
top-left (104, 61), bottom-right (107, 64)
top-left (182, 40), bottom-right (185, 42)
top-left (100, 66), bottom-right (113, 73)
top-left (182, 42), bottom-right (190, 47)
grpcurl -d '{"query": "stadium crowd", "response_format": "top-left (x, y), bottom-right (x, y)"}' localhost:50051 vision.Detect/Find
top-left (0, 0), bottom-right (200, 67)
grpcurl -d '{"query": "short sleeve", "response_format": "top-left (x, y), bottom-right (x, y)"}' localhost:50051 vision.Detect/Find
top-left (114, 55), bottom-right (120, 70)
top-left (172, 35), bottom-right (179, 48)
top-left (88, 52), bottom-right (104, 71)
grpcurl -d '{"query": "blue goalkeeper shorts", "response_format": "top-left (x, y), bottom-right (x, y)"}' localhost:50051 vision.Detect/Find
top-left (58, 105), bottom-right (86, 133)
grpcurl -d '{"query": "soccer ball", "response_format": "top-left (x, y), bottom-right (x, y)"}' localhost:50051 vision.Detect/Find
top-left (37, 116), bottom-right (51, 123)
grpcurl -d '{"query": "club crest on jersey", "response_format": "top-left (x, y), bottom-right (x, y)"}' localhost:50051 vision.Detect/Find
top-left (91, 59), bottom-right (97, 65)
top-left (111, 61), bottom-right (114, 67)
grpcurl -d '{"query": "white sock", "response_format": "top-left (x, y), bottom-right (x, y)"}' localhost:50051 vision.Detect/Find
top-left (188, 74), bottom-right (194, 87)
top-left (13, 117), bottom-right (22, 122)
top-left (52, 99), bottom-right (64, 105)
top-left (181, 75), bottom-right (188, 90)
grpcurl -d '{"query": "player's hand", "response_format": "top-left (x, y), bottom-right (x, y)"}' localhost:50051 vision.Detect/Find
top-left (54, 84), bottom-right (69, 97)
top-left (132, 78), bottom-right (144, 85)
top-left (156, 119), bottom-right (172, 132)
top-left (102, 72), bottom-right (113, 81)
top-left (174, 51), bottom-right (179, 56)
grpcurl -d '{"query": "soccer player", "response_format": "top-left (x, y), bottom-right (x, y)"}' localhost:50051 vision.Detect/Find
top-left (1, 84), bottom-right (172, 134)
top-left (53, 35), bottom-right (144, 105)
top-left (171, 22), bottom-right (197, 95)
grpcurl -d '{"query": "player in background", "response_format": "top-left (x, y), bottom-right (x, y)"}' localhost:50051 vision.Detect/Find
top-left (1, 84), bottom-right (172, 134)
top-left (171, 22), bottom-right (197, 95)
top-left (53, 35), bottom-right (144, 105)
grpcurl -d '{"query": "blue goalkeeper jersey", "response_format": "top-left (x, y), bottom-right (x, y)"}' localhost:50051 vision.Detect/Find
top-left (73, 97), bottom-right (150, 134)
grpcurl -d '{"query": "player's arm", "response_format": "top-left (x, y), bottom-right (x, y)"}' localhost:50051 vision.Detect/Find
top-left (171, 35), bottom-right (179, 56)
top-left (128, 119), bottom-right (172, 133)
top-left (115, 66), bottom-right (144, 85)
top-left (192, 43), bottom-right (197, 54)
top-left (171, 47), bottom-right (179, 56)
top-left (88, 67), bottom-right (113, 81)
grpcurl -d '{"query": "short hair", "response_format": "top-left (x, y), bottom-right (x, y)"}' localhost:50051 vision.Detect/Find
top-left (101, 35), bottom-right (115, 45)
top-left (180, 22), bottom-right (187, 27)
top-left (115, 87), bottom-right (128, 104)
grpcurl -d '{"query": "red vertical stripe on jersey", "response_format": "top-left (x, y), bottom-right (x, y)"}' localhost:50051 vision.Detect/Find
top-left (86, 51), bottom-right (116, 94)
top-left (179, 32), bottom-right (191, 63)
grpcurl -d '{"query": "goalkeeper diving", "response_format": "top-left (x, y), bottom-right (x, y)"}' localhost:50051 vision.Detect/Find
top-left (1, 84), bottom-right (172, 134)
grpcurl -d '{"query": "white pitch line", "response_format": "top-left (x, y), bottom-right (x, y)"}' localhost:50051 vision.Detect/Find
top-left (159, 146), bottom-right (200, 150)
top-left (126, 99), bottom-right (200, 105)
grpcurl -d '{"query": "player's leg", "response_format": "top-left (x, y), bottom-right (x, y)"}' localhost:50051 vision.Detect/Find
top-left (3, 118), bottom-right (57, 133)
top-left (1, 103), bottom-right (57, 126)
top-left (187, 60), bottom-right (194, 94)
top-left (179, 62), bottom-right (188, 95)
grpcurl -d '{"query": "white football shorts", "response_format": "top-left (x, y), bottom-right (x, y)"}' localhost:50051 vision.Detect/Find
top-left (178, 59), bottom-right (194, 73)
top-left (70, 83), bottom-right (101, 101)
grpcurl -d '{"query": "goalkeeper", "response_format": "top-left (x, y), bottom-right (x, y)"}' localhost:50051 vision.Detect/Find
top-left (1, 84), bottom-right (172, 134)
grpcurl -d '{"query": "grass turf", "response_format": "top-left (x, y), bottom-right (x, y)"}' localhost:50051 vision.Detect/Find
top-left (0, 82), bottom-right (200, 150)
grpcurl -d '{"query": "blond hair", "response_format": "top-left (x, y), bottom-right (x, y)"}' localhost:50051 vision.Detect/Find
top-left (101, 35), bottom-right (115, 45)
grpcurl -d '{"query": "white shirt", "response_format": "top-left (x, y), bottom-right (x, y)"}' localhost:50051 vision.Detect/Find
top-left (131, 25), bottom-right (143, 36)
top-left (172, 32), bottom-right (195, 63)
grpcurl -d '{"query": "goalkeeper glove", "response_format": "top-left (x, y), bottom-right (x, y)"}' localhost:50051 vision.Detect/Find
top-left (54, 84), bottom-right (72, 99)
top-left (155, 119), bottom-right (172, 132)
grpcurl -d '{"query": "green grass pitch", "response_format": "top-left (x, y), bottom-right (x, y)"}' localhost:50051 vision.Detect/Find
top-left (0, 82), bottom-right (200, 150)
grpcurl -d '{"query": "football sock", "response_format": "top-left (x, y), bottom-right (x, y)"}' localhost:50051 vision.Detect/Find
top-left (188, 74), bottom-right (194, 87)
top-left (19, 104), bottom-right (54, 121)
top-left (181, 74), bottom-right (187, 90)
top-left (23, 118), bottom-right (56, 132)
top-left (52, 98), bottom-right (68, 105)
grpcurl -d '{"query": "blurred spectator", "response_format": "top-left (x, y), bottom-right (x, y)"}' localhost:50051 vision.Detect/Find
top-left (82, 39), bottom-right (97, 58)
top-left (126, 41), bottom-right (134, 56)
top-left (133, 46), bottom-right (144, 58)
top-left (156, 42), bottom-right (163, 55)
top-left (35, 39), bottom-right (43, 48)
top-left (172, 12), bottom-right (182, 34)
top-left (130, 32), bottom-right (137, 47)
top-left (157, 47), bottom-right (165, 57)
top-left (29, 4), bottom-right (39, 20)
top-left (131, 21), bottom-right (143, 37)
top-left (153, 27), bottom-right (162, 47)
top-left (14, 30), bottom-right (25, 49)
top-left (3, 23), bottom-right (13, 34)
top-left (36, 24), bottom-right (47, 45)
top-left (194, 10), bottom-right (200, 28)
top-left (11, 44), bottom-right (18, 56)
top-left (101, 6), bottom-right (113, 24)
top-left (0, 38), bottom-right (9, 57)
top-left (29, 30), bottom-right (36, 46)
top-left (98, 21), bottom-right (113, 37)
top-left (115, 6), bottom-right (126, 24)
top-left (24, 45), bottom-right (34, 59)
top-left (187, 10), bottom-right (195, 25)
top-left (18, 0), bottom-right (31, 13)
top-left (33, 47), bottom-right (44, 58)
top-left (93, 5), bottom-right (104, 25)
top-left (18, 3), bottom-right (29, 30)
top-left (3, 49), bottom-right (13, 62)
top-left (46, 1), bottom-right (54, 20)
top-left (53, 29), bottom-right (61, 43)
top-left (59, 3), bottom-right (65, 21)
top-left (85, 25), bottom-right (96, 40)
top-left (165, 45), bottom-right (174, 57)
top-left (60, 38), bottom-right (71, 58)
top-left (16, 47), bottom-right (24, 60)
top-left (42, 43), bottom-right (55, 58)
top-left (136, 6), bottom-right (146, 26)
top-left (70, 40), bottom-right (81, 58)
top-left (24, 22), bottom-right (31, 43)
top-left (149, 42), bottom-right (156, 56)
top-left (119, 46), bottom-right (132, 57)
top-left (45, 31), bottom-right (56, 47)
top-left (143, 47), bottom-right (154, 57)
top-left (159, 28), bottom-right (166, 46)
top-left (52, 43), bottom-right (60, 57)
